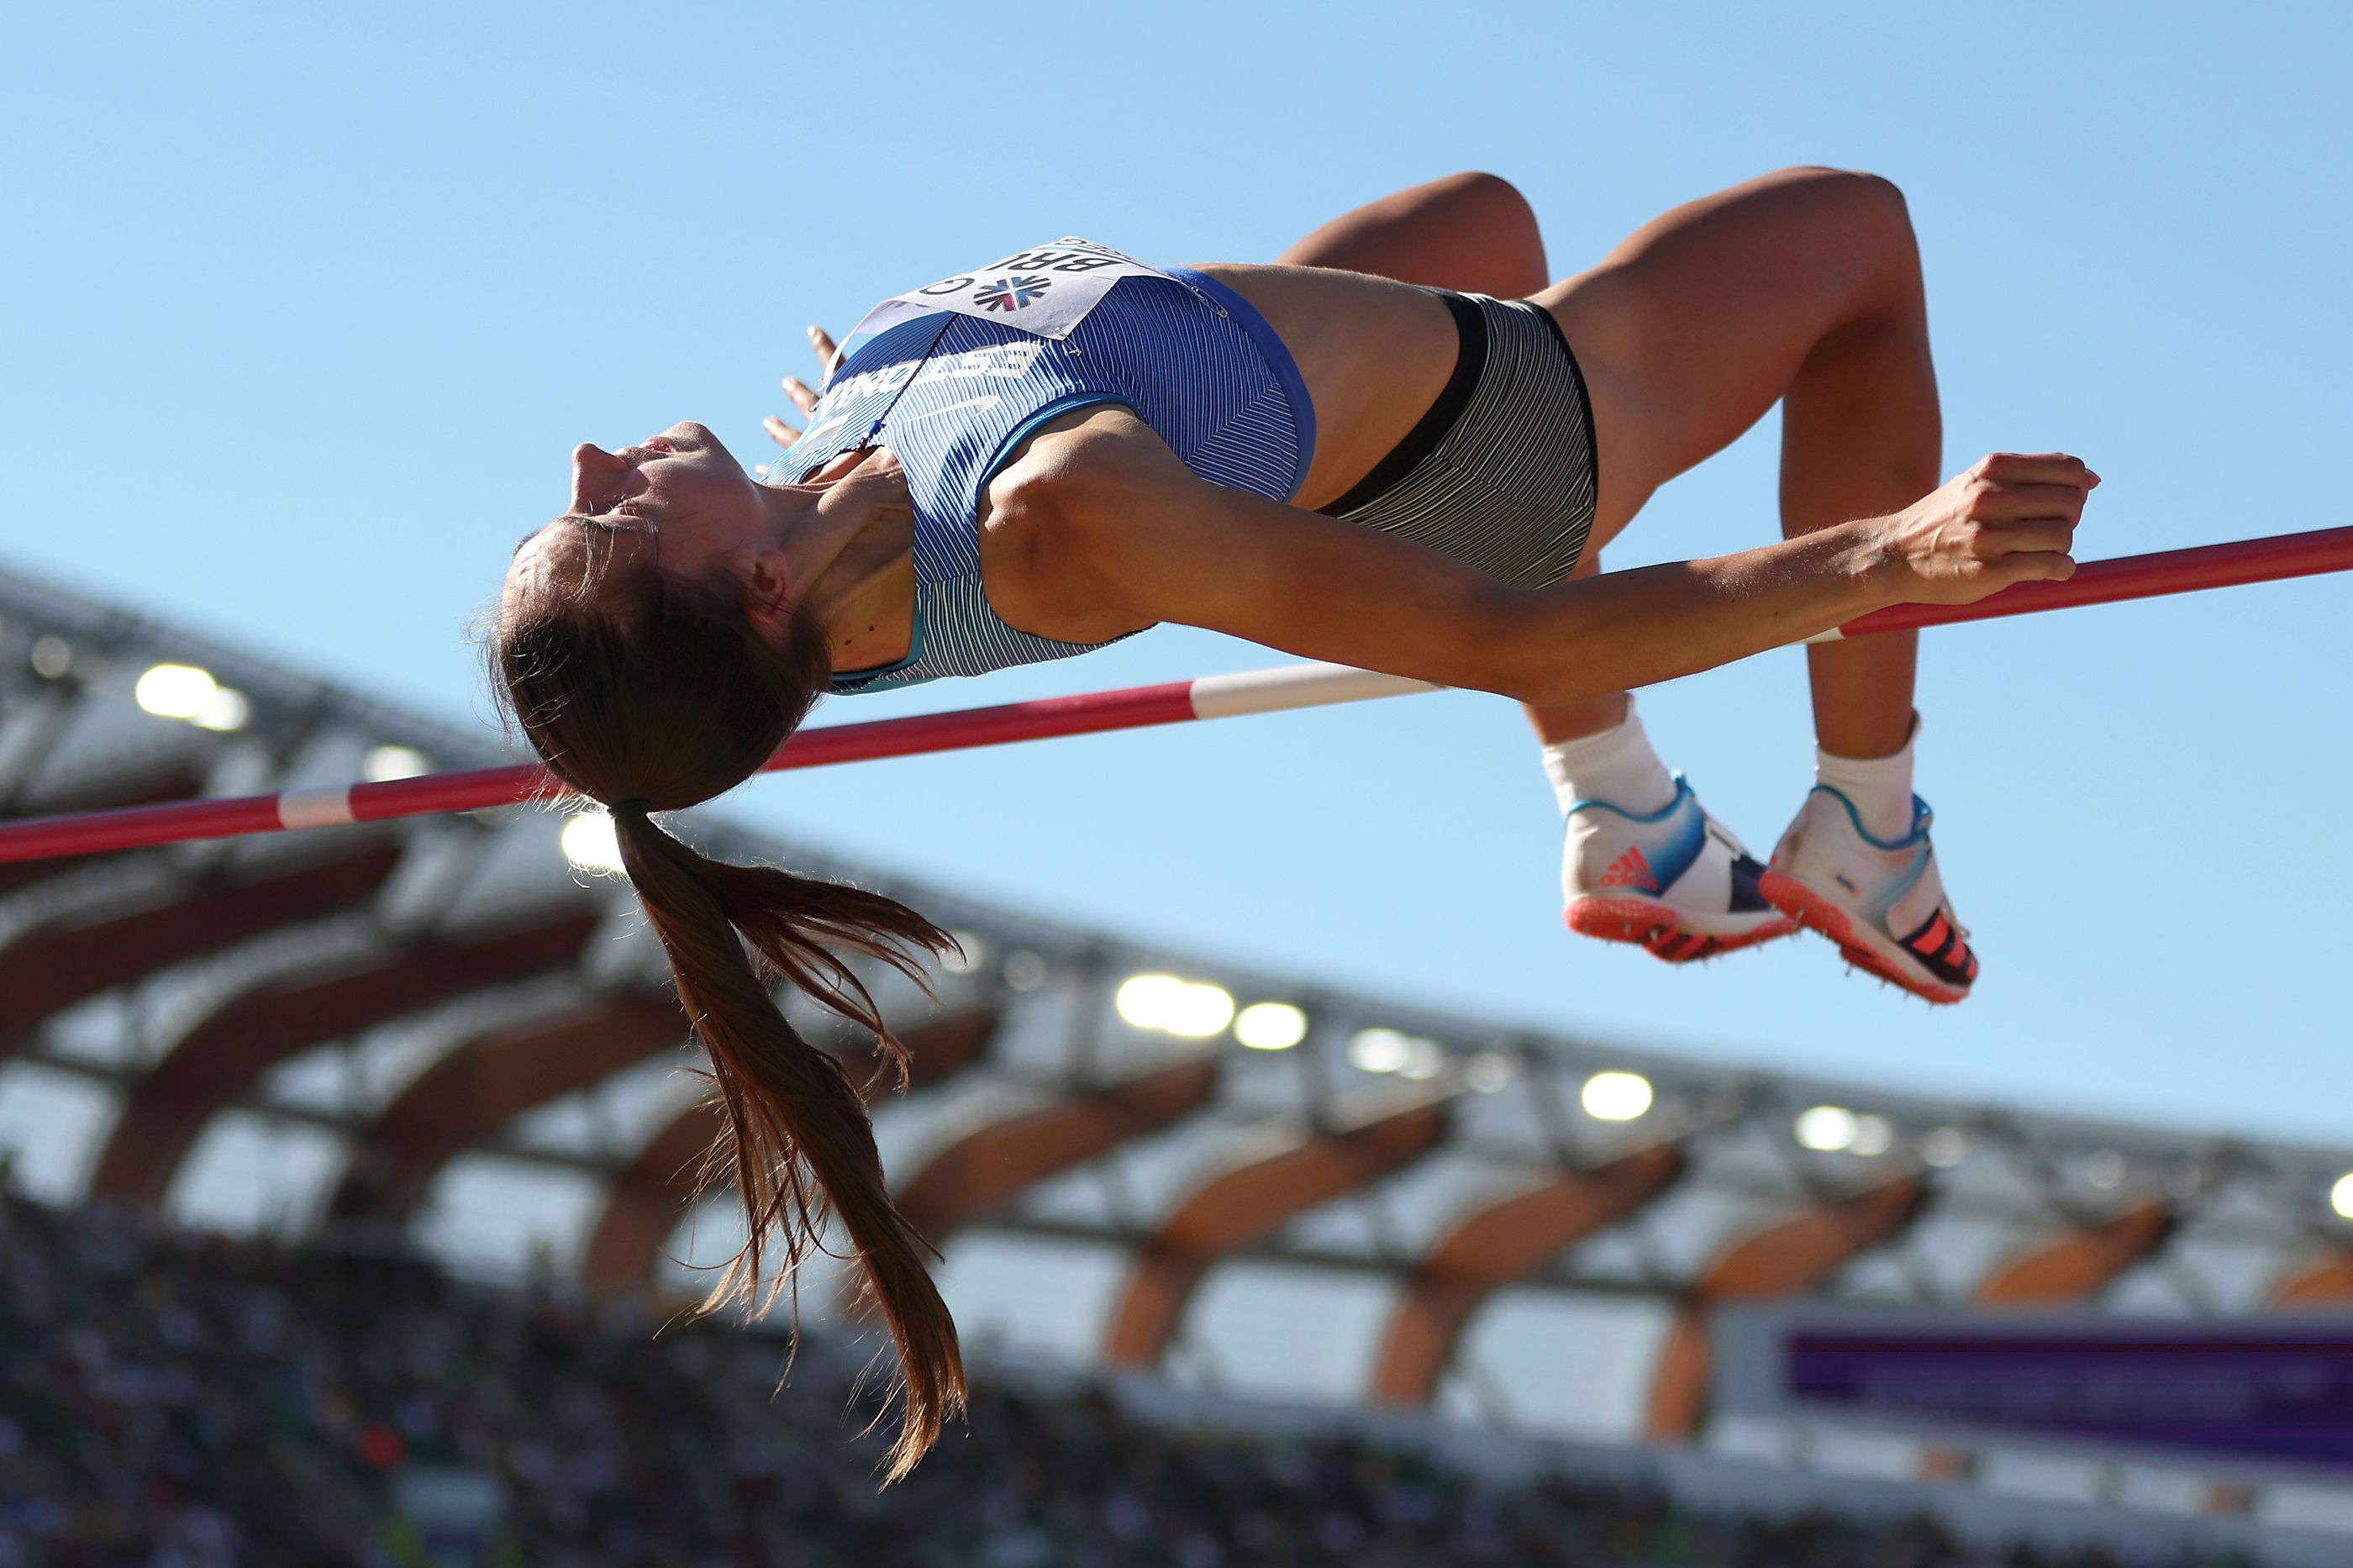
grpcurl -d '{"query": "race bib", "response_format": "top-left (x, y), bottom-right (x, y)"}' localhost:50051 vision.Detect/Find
top-left (838, 238), bottom-right (1170, 351)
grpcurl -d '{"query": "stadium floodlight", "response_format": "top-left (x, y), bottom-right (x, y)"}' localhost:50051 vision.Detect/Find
top-left (559, 811), bottom-right (628, 875)
top-left (191, 687), bottom-right (250, 732)
top-left (362, 745), bottom-right (431, 781)
top-left (29, 635), bottom-right (73, 679)
top-left (2084, 1149), bottom-right (2127, 1190)
top-left (1115, 974), bottom-right (1235, 1039)
top-left (1795, 1104), bottom-right (1861, 1152)
top-left (1464, 1050), bottom-right (1516, 1094)
top-left (1234, 1002), bottom-right (1308, 1051)
top-left (2329, 1172), bottom-right (2353, 1220)
top-left (1001, 950), bottom-right (1049, 992)
top-left (1396, 1037), bottom-right (1448, 1081)
top-left (135, 662), bottom-right (219, 719)
top-left (1919, 1127), bottom-right (1968, 1167)
top-left (1580, 1070), bottom-right (1653, 1122)
top-left (1848, 1113), bottom-right (1894, 1157)
top-left (1346, 1028), bottom-right (1417, 1074)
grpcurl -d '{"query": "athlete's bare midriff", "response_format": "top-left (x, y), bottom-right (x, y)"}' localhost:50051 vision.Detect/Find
top-left (1191, 263), bottom-right (1462, 510)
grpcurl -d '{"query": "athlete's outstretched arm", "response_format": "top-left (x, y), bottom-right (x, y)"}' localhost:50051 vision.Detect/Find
top-left (995, 408), bottom-right (2092, 708)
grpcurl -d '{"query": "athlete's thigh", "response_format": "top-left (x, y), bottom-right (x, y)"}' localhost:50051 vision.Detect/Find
top-left (1533, 166), bottom-right (1921, 540)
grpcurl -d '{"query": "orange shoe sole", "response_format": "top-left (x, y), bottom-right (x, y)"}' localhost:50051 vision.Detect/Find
top-left (1564, 897), bottom-right (1796, 965)
top-left (1757, 870), bottom-right (1969, 1004)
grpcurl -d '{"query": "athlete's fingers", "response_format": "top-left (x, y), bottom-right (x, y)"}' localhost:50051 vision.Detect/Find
top-left (764, 414), bottom-right (802, 450)
top-left (1975, 517), bottom-right (2078, 557)
top-left (1998, 550), bottom-right (2077, 584)
top-left (1977, 481), bottom-right (2092, 522)
top-left (1971, 451), bottom-right (2095, 489)
top-left (782, 376), bottom-right (820, 415)
top-left (808, 325), bottom-right (839, 373)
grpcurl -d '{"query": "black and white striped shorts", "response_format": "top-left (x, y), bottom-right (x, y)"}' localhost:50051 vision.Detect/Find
top-left (1318, 290), bottom-right (1598, 590)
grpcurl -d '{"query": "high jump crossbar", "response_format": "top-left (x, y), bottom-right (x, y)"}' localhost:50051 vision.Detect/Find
top-left (1, 524), bottom-right (2346, 866)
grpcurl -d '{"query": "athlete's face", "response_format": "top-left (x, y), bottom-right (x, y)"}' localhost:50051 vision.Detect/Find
top-left (507, 420), bottom-right (776, 602)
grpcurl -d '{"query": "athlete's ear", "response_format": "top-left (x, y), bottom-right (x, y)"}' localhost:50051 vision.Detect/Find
top-left (743, 549), bottom-right (796, 632)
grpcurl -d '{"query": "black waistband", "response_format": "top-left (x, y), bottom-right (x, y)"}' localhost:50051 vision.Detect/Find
top-left (1317, 289), bottom-right (1488, 518)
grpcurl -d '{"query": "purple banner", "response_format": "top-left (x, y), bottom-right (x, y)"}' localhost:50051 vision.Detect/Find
top-left (1780, 1321), bottom-right (2353, 1472)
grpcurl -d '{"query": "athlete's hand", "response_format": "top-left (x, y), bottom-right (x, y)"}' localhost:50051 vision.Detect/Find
top-left (1870, 452), bottom-right (2099, 604)
top-left (762, 324), bottom-right (842, 451)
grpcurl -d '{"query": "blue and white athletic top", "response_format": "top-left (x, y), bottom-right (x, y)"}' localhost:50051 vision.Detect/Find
top-left (764, 239), bottom-right (1317, 694)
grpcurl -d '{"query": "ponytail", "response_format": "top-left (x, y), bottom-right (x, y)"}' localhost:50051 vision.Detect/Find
top-left (611, 803), bottom-right (963, 1481)
top-left (492, 541), bottom-right (966, 1481)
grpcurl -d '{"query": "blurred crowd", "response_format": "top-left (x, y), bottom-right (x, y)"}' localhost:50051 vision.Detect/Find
top-left (1, 1188), bottom-right (2258, 1568)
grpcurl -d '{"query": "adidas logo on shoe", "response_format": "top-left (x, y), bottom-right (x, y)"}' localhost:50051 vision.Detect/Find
top-left (1597, 846), bottom-right (1658, 892)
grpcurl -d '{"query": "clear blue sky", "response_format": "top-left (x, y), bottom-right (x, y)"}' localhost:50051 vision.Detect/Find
top-left (5, 3), bottom-right (2347, 1143)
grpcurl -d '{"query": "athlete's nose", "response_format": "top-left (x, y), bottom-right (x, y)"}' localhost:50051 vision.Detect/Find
top-left (568, 443), bottom-right (629, 514)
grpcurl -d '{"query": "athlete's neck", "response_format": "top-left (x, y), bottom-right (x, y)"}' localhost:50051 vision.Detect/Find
top-left (763, 468), bottom-right (917, 675)
top-left (810, 544), bottom-right (915, 674)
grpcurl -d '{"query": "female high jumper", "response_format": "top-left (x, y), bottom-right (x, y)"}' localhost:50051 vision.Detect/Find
top-left (493, 168), bottom-right (2096, 1475)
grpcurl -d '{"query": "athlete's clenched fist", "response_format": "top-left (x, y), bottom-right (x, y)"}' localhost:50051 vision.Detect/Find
top-left (1871, 452), bottom-right (2100, 603)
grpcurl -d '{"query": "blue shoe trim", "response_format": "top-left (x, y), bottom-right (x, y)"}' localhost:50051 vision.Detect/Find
top-left (1808, 785), bottom-right (1935, 852)
top-left (1563, 775), bottom-right (1692, 826)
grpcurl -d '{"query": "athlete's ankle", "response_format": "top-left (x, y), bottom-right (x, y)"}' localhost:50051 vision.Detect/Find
top-left (1541, 697), bottom-right (1677, 816)
top-left (1812, 713), bottom-right (1920, 842)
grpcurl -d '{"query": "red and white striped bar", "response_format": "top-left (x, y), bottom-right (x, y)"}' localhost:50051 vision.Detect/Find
top-left (0, 525), bottom-right (2345, 865)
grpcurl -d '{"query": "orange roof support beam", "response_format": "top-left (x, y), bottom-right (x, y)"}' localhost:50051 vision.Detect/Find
top-left (2269, 1250), bottom-right (2353, 1307)
top-left (895, 1058), bottom-right (1222, 1239)
top-left (1371, 1142), bottom-right (1687, 1407)
top-left (88, 908), bottom-right (604, 1208)
top-left (0, 839), bottom-right (404, 1064)
top-left (579, 1098), bottom-right (728, 1293)
top-left (571, 1008), bottom-right (1001, 1295)
top-left (1645, 1175), bottom-right (1927, 1441)
top-left (1102, 1097), bottom-right (1453, 1371)
top-left (1972, 1200), bottom-right (2174, 1306)
top-left (327, 992), bottom-right (691, 1223)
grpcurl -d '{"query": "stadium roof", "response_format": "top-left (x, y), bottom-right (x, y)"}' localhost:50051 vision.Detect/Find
top-left (3, 559), bottom-right (2351, 1474)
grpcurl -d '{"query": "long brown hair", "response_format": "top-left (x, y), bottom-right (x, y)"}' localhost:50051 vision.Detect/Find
top-left (492, 534), bottom-right (963, 1481)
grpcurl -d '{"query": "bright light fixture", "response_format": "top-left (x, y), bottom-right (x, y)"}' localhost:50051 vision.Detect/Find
top-left (1848, 1113), bottom-right (1895, 1158)
top-left (1580, 1071), bottom-right (1653, 1122)
top-left (1114, 974), bottom-right (1234, 1039)
top-left (1347, 1028), bottom-right (1415, 1074)
top-left (1234, 1002), bottom-right (1308, 1051)
top-left (560, 812), bottom-right (628, 875)
top-left (1397, 1037), bottom-right (1448, 1081)
top-left (2085, 1149), bottom-right (2127, 1190)
top-left (1795, 1104), bottom-right (1860, 1152)
top-left (191, 687), bottom-right (250, 732)
top-left (1002, 950), bottom-right (1049, 992)
top-left (135, 663), bottom-right (218, 719)
top-left (29, 636), bottom-right (72, 680)
top-left (2332, 1172), bottom-right (2353, 1220)
top-left (1919, 1127), bottom-right (1968, 1168)
top-left (363, 745), bottom-right (431, 782)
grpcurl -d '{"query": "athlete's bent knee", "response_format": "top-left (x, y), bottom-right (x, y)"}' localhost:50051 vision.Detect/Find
top-left (1435, 171), bottom-right (1538, 230)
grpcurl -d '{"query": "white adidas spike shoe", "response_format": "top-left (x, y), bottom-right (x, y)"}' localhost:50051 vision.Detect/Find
top-left (1561, 777), bottom-right (1795, 963)
top-left (1760, 787), bottom-right (1978, 1004)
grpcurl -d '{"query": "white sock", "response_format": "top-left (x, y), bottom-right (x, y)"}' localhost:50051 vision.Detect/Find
top-left (1540, 699), bottom-right (1677, 816)
top-left (1815, 716), bottom-right (1919, 841)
